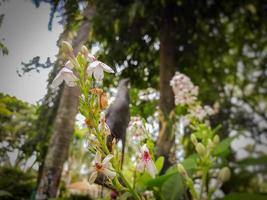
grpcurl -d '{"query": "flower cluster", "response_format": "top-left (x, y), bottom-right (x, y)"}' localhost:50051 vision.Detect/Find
top-left (128, 117), bottom-right (146, 142)
top-left (170, 71), bottom-right (215, 121)
top-left (51, 41), bottom-right (114, 89)
top-left (170, 72), bottom-right (198, 106)
top-left (54, 41), bottom-right (157, 199)
top-left (178, 128), bottom-right (231, 200)
top-left (189, 104), bottom-right (215, 121)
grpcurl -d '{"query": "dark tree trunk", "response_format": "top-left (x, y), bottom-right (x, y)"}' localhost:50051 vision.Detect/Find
top-left (156, 2), bottom-right (177, 173)
top-left (35, 6), bottom-right (94, 199)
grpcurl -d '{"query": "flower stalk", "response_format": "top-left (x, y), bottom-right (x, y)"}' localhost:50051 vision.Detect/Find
top-left (52, 41), bottom-right (142, 199)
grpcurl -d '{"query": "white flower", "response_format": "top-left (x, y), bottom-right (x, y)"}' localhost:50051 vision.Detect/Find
top-left (170, 72), bottom-right (198, 106)
top-left (87, 53), bottom-right (97, 62)
top-left (89, 152), bottom-right (116, 184)
top-left (87, 61), bottom-right (115, 82)
top-left (189, 104), bottom-right (214, 121)
top-left (128, 117), bottom-right (145, 142)
top-left (51, 67), bottom-right (78, 88)
top-left (81, 46), bottom-right (96, 62)
top-left (98, 113), bottom-right (111, 135)
top-left (64, 60), bottom-right (74, 69)
top-left (136, 144), bottom-right (157, 177)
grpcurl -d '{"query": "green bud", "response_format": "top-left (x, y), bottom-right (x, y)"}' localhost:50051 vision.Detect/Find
top-left (213, 135), bottom-right (220, 144)
top-left (62, 41), bottom-right (73, 56)
top-left (186, 178), bottom-right (194, 187)
top-left (190, 134), bottom-right (198, 146)
top-left (218, 167), bottom-right (231, 183)
top-left (81, 45), bottom-right (89, 57)
top-left (177, 164), bottom-right (187, 178)
top-left (207, 139), bottom-right (214, 149)
top-left (196, 143), bottom-right (206, 156)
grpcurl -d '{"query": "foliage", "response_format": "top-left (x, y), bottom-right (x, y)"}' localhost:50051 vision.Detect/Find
top-left (18, 56), bottom-right (53, 76)
top-left (220, 193), bottom-right (267, 200)
top-left (0, 166), bottom-right (36, 200)
top-left (0, 14), bottom-right (8, 56)
top-left (0, 94), bottom-right (39, 169)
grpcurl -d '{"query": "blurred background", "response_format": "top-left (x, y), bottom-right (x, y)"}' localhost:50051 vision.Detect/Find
top-left (0, 0), bottom-right (267, 199)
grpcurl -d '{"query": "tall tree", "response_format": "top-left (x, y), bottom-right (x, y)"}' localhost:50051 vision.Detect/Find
top-left (35, 4), bottom-right (94, 199)
top-left (156, 1), bottom-right (177, 171)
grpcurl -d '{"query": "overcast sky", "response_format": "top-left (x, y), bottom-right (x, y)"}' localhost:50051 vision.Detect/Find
top-left (0, 0), bottom-right (63, 104)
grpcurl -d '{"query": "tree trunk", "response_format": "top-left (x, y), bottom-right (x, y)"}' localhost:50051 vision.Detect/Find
top-left (35, 6), bottom-right (94, 199)
top-left (156, 2), bottom-right (177, 173)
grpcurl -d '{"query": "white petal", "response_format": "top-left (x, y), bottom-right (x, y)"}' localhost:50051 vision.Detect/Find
top-left (141, 144), bottom-right (149, 153)
top-left (65, 60), bottom-right (74, 69)
top-left (88, 61), bottom-right (101, 69)
top-left (94, 151), bottom-right (102, 163)
top-left (136, 161), bottom-right (145, 172)
top-left (60, 67), bottom-right (74, 74)
top-left (98, 123), bottom-right (111, 136)
top-left (86, 61), bottom-right (99, 75)
top-left (102, 154), bottom-right (113, 165)
top-left (51, 73), bottom-right (63, 88)
top-left (88, 167), bottom-right (95, 174)
top-left (102, 168), bottom-right (116, 179)
top-left (63, 73), bottom-right (77, 87)
top-left (93, 67), bottom-right (104, 81)
top-left (89, 171), bottom-right (98, 184)
top-left (104, 123), bottom-right (111, 135)
top-left (87, 53), bottom-right (96, 62)
top-left (146, 160), bottom-right (157, 178)
top-left (100, 62), bottom-right (115, 73)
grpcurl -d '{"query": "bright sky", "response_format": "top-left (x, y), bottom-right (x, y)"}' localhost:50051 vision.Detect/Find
top-left (0, 0), bottom-right (63, 104)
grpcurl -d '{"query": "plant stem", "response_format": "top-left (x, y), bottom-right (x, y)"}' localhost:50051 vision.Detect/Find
top-left (200, 168), bottom-right (208, 200)
top-left (118, 171), bottom-right (141, 200)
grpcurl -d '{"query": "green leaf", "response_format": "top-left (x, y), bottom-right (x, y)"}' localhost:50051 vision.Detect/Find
top-left (181, 154), bottom-right (198, 171)
top-left (77, 54), bottom-right (86, 68)
top-left (161, 173), bottom-right (185, 200)
top-left (146, 171), bottom-right (176, 187)
top-left (0, 190), bottom-right (12, 197)
top-left (136, 172), bottom-right (151, 188)
top-left (237, 156), bottom-right (267, 166)
top-left (220, 193), bottom-right (267, 200)
top-left (213, 137), bottom-right (233, 157)
top-left (155, 156), bottom-right (164, 173)
top-left (119, 192), bottom-right (132, 200)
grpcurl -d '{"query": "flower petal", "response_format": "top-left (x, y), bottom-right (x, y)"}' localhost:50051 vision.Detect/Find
top-left (94, 151), bottom-right (102, 163)
top-left (88, 61), bottom-right (100, 69)
top-left (102, 168), bottom-right (116, 179)
top-left (87, 53), bottom-right (96, 62)
top-left (141, 144), bottom-right (149, 153)
top-left (100, 62), bottom-right (115, 73)
top-left (102, 154), bottom-right (113, 165)
top-left (89, 171), bottom-right (98, 184)
top-left (65, 60), bottom-right (74, 69)
top-left (136, 160), bottom-right (145, 172)
top-left (60, 66), bottom-right (74, 74)
top-left (51, 73), bottom-right (63, 88)
top-left (86, 61), bottom-right (99, 75)
top-left (98, 123), bottom-right (111, 136)
top-left (104, 123), bottom-right (111, 135)
top-left (63, 73), bottom-right (77, 87)
top-left (93, 66), bottom-right (104, 81)
top-left (146, 160), bottom-right (157, 178)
